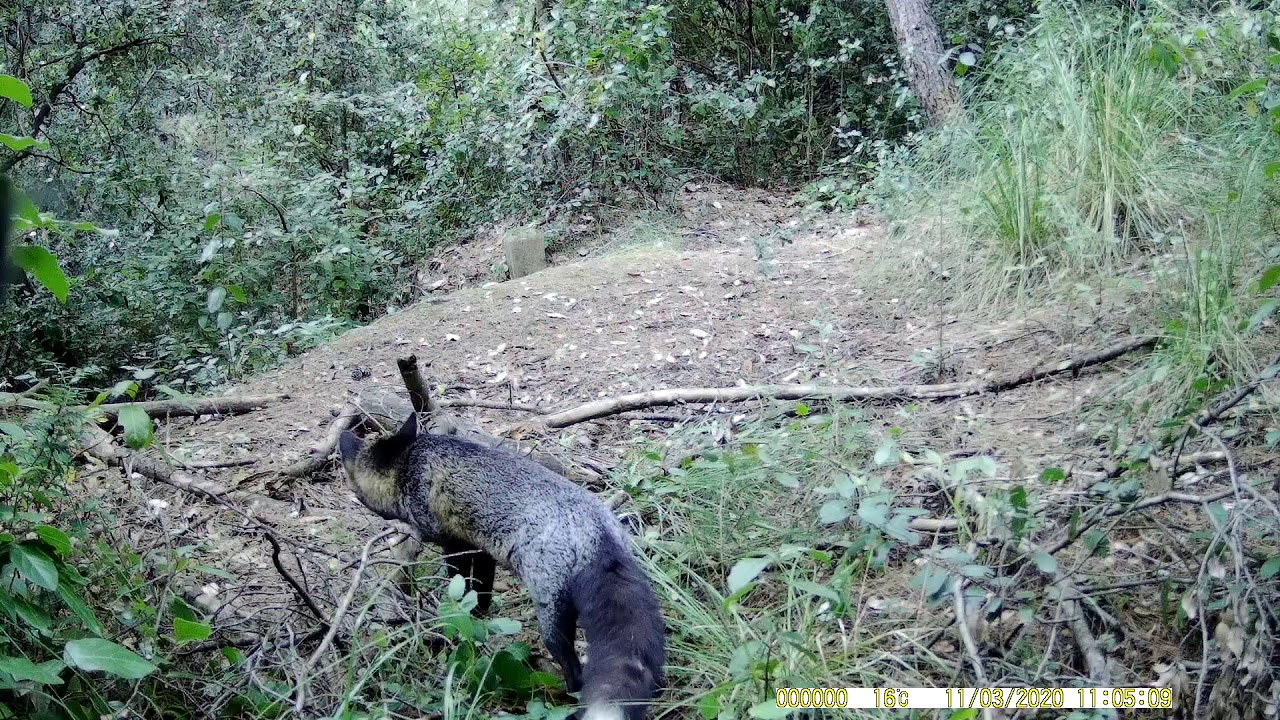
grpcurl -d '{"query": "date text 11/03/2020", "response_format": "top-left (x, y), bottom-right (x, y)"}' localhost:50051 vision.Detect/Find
top-left (774, 687), bottom-right (1176, 710)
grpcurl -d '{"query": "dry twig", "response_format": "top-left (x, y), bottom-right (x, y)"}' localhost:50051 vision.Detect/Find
top-left (1170, 352), bottom-right (1280, 477)
top-left (1058, 574), bottom-right (1109, 684)
top-left (264, 534), bottom-right (329, 630)
top-left (952, 581), bottom-right (997, 720)
top-left (295, 528), bottom-right (397, 712)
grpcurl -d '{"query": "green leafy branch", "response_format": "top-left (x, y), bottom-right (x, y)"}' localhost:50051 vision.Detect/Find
top-left (0, 74), bottom-right (73, 303)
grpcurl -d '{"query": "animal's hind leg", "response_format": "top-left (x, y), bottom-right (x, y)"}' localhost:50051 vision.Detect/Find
top-left (440, 537), bottom-right (496, 613)
top-left (536, 598), bottom-right (582, 694)
top-left (470, 551), bottom-right (497, 613)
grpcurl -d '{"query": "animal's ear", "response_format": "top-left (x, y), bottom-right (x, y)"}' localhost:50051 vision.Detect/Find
top-left (339, 431), bottom-right (363, 462)
top-left (397, 411), bottom-right (420, 441)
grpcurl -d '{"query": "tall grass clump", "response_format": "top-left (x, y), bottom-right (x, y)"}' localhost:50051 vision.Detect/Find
top-left (1138, 130), bottom-right (1279, 424)
top-left (898, 7), bottom-right (1219, 287)
top-left (885, 2), bottom-right (1279, 421)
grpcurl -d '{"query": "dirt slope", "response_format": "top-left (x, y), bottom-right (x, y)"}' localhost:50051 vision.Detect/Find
top-left (199, 186), bottom-right (1123, 481)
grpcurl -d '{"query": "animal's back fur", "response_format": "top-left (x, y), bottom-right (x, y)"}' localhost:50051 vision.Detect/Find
top-left (400, 434), bottom-right (625, 605)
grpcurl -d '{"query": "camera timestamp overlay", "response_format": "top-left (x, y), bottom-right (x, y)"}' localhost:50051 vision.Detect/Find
top-left (775, 687), bottom-right (1176, 710)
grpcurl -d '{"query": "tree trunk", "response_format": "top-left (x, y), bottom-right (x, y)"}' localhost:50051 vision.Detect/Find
top-left (885, 0), bottom-right (961, 125)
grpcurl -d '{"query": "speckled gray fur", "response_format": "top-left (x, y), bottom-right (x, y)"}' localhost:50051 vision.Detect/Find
top-left (340, 413), bottom-right (665, 720)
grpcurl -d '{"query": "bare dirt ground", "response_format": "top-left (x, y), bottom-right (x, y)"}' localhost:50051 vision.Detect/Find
top-left (86, 184), bottom-right (1172, 703)
top-left (190, 184), bottom-right (1136, 485)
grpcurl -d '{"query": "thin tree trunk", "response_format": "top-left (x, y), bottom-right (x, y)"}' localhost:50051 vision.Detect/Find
top-left (885, 0), bottom-right (961, 125)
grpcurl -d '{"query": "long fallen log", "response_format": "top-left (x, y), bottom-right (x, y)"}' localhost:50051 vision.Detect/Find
top-left (1, 392), bottom-right (287, 420)
top-left (271, 337), bottom-right (1154, 480)
top-left (94, 394), bottom-right (287, 420)
top-left (519, 335), bottom-right (1158, 430)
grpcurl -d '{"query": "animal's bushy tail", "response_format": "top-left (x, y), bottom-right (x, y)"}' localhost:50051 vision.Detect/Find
top-left (569, 535), bottom-right (666, 720)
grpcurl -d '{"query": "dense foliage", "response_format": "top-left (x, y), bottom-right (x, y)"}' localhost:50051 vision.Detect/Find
top-left (0, 0), bottom-right (1033, 392)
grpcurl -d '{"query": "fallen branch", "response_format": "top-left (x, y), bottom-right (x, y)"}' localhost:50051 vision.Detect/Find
top-left (952, 582), bottom-right (997, 720)
top-left (1170, 352), bottom-right (1280, 477)
top-left (296, 528), bottom-right (397, 712)
top-left (265, 533), bottom-right (329, 631)
top-left (1194, 352), bottom-right (1280, 426)
top-left (518, 335), bottom-right (1158, 430)
top-left (910, 517), bottom-right (959, 533)
top-left (1152, 450), bottom-right (1225, 471)
top-left (1009, 470), bottom-right (1280, 688)
top-left (79, 426), bottom-right (229, 496)
top-left (983, 335), bottom-right (1157, 392)
top-left (1007, 467), bottom-right (1280, 686)
top-left (1057, 574), bottom-right (1110, 684)
top-left (96, 394), bottom-right (287, 421)
top-left (953, 582), bottom-right (988, 684)
top-left (1205, 429), bottom-right (1280, 528)
top-left (0, 392), bottom-right (287, 421)
top-left (1018, 529), bottom-right (1112, 683)
top-left (383, 360), bottom-right (605, 483)
top-left (1038, 484), bottom-right (1239, 557)
top-left (435, 397), bottom-right (545, 414)
top-left (79, 426), bottom-right (340, 561)
top-left (277, 404), bottom-right (359, 478)
top-left (178, 457), bottom-right (257, 470)
top-left (605, 490), bottom-right (629, 510)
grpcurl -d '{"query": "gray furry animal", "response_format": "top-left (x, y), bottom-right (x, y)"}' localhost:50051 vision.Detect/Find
top-left (339, 412), bottom-right (666, 720)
